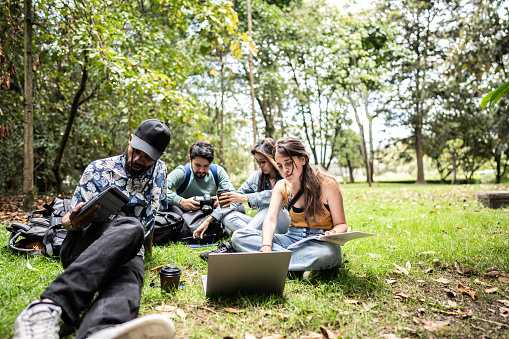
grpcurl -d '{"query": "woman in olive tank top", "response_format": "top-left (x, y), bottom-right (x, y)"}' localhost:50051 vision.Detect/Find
top-left (232, 137), bottom-right (348, 274)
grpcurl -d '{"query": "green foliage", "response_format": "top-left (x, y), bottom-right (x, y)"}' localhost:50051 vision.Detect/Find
top-left (481, 80), bottom-right (509, 109)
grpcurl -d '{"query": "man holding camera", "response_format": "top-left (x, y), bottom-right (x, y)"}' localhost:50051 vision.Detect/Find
top-left (166, 141), bottom-right (236, 236)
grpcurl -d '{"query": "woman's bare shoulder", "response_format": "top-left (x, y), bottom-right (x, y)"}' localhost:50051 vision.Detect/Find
top-left (321, 178), bottom-right (342, 196)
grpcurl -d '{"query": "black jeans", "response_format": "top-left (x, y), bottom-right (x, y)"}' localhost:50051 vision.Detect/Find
top-left (40, 217), bottom-right (145, 339)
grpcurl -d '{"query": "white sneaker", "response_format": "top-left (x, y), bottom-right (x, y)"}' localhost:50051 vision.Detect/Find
top-left (14, 301), bottom-right (61, 339)
top-left (87, 314), bottom-right (176, 339)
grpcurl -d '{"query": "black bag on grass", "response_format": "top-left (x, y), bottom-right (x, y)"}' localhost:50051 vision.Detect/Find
top-left (6, 197), bottom-right (71, 257)
top-left (153, 211), bottom-right (184, 245)
top-left (176, 209), bottom-right (230, 245)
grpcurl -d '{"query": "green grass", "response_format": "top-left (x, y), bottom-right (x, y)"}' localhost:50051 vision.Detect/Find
top-left (1, 183), bottom-right (509, 338)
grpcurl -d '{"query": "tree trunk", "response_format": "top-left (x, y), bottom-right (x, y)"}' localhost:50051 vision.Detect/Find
top-left (415, 122), bottom-right (426, 184)
top-left (348, 92), bottom-right (371, 186)
top-left (451, 153), bottom-right (457, 185)
top-left (52, 53), bottom-right (89, 194)
top-left (246, 0), bottom-right (257, 145)
top-left (23, 0), bottom-right (35, 211)
top-left (346, 156), bottom-right (355, 183)
top-left (495, 153), bottom-right (501, 184)
top-left (219, 51), bottom-right (225, 167)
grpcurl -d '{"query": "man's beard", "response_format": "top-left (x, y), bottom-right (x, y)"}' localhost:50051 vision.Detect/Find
top-left (124, 149), bottom-right (151, 177)
top-left (194, 171), bottom-right (207, 179)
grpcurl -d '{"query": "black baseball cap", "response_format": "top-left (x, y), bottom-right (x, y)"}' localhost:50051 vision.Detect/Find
top-left (130, 119), bottom-right (171, 160)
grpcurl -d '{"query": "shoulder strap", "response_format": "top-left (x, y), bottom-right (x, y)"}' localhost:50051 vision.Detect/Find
top-left (210, 164), bottom-right (219, 189)
top-left (176, 163), bottom-right (219, 194)
top-left (287, 189), bottom-right (303, 211)
top-left (176, 163), bottom-right (192, 195)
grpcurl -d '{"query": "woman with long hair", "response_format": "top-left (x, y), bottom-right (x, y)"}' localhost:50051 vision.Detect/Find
top-left (231, 137), bottom-right (347, 274)
top-left (194, 138), bottom-right (291, 259)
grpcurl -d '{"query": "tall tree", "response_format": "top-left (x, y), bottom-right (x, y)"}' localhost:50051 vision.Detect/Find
top-left (379, 0), bottom-right (445, 184)
top-left (22, 0), bottom-right (35, 210)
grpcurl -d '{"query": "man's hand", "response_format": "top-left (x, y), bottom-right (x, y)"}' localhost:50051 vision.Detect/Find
top-left (193, 216), bottom-right (214, 239)
top-left (63, 202), bottom-right (99, 231)
top-left (179, 197), bottom-right (201, 211)
top-left (218, 192), bottom-right (248, 207)
top-left (212, 196), bottom-right (219, 208)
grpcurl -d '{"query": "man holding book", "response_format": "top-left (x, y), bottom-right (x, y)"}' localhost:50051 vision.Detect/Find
top-left (14, 119), bottom-right (176, 339)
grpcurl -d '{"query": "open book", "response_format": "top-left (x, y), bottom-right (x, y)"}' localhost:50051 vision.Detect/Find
top-left (287, 231), bottom-right (376, 250)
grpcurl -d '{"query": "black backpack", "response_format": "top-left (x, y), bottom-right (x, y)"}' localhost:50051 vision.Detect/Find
top-left (152, 211), bottom-right (184, 245)
top-left (6, 197), bottom-right (71, 257)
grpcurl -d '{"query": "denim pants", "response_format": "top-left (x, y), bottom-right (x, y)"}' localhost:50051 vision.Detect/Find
top-left (231, 226), bottom-right (342, 271)
top-left (222, 207), bottom-right (290, 234)
top-left (40, 217), bottom-right (145, 339)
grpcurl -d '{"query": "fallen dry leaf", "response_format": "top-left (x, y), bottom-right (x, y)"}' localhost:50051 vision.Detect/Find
top-left (423, 268), bottom-right (433, 274)
top-left (381, 334), bottom-right (399, 339)
top-left (264, 311), bottom-right (290, 319)
top-left (447, 300), bottom-right (457, 307)
top-left (419, 251), bottom-right (436, 256)
top-left (473, 278), bottom-right (491, 287)
top-left (26, 262), bottom-right (38, 271)
top-left (319, 326), bottom-right (340, 339)
top-left (224, 307), bottom-right (246, 314)
top-left (422, 320), bottom-right (450, 333)
top-left (386, 279), bottom-right (397, 284)
top-left (261, 335), bottom-right (286, 339)
top-left (499, 276), bottom-right (509, 283)
top-left (454, 261), bottom-right (463, 275)
top-left (484, 271), bottom-right (499, 278)
top-left (393, 263), bottom-right (409, 275)
top-left (432, 259), bottom-right (441, 267)
top-left (405, 261), bottom-right (412, 270)
top-left (155, 305), bottom-right (186, 319)
top-left (394, 292), bottom-right (409, 300)
top-left (500, 307), bottom-right (509, 316)
top-left (497, 300), bottom-right (509, 307)
top-left (432, 277), bottom-right (450, 284)
top-left (485, 287), bottom-right (499, 294)
top-left (149, 265), bottom-right (164, 272)
top-left (457, 283), bottom-right (477, 300)
top-left (344, 299), bottom-right (359, 304)
top-left (300, 332), bottom-right (323, 339)
top-left (245, 334), bottom-right (257, 339)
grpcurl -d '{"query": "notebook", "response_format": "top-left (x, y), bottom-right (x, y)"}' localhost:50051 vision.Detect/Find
top-left (201, 251), bottom-right (292, 296)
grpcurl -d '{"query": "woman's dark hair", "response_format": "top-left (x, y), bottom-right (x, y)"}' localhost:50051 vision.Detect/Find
top-left (251, 138), bottom-right (278, 192)
top-left (189, 141), bottom-right (214, 163)
top-left (275, 137), bottom-right (335, 225)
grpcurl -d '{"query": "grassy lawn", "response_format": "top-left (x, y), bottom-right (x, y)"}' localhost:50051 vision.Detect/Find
top-left (1, 183), bottom-right (509, 338)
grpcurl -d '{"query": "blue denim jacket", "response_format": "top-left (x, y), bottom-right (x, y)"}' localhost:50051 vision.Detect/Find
top-left (214, 169), bottom-right (282, 221)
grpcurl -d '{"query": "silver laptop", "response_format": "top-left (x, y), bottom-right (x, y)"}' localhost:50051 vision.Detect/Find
top-left (201, 251), bottom-right (292, 296)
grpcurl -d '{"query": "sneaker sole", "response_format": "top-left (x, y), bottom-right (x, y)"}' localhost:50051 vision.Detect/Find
top-left (94, 315), bottom-right (175, 339)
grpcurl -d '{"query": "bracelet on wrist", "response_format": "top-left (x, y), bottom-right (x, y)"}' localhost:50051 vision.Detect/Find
top-left (261, 244), bottom-right (272, 248)
top-left (68, 219), bottom-right (78, 231)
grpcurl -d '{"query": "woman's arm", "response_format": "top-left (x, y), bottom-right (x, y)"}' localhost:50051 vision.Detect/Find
top-left (322, 181), bottom-right (348, 235)
top-left (260, 180), bottom-right (285, 252)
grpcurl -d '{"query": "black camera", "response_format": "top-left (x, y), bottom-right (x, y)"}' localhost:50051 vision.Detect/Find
top-left (195, 194), bottom-right (214, 214)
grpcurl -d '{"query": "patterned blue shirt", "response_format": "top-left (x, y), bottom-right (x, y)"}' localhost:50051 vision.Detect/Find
top-left (69, 154), bottom-right (168, 234)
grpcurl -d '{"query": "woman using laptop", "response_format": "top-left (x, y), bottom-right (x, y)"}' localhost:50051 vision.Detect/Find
top-left (231, 137), bottom-right (347, 276)
top-left (194, 138), bottom-right (291, 259)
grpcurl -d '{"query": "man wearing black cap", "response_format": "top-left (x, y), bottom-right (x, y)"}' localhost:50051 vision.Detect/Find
top-left (13, 120), bottom-right (176, 339)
